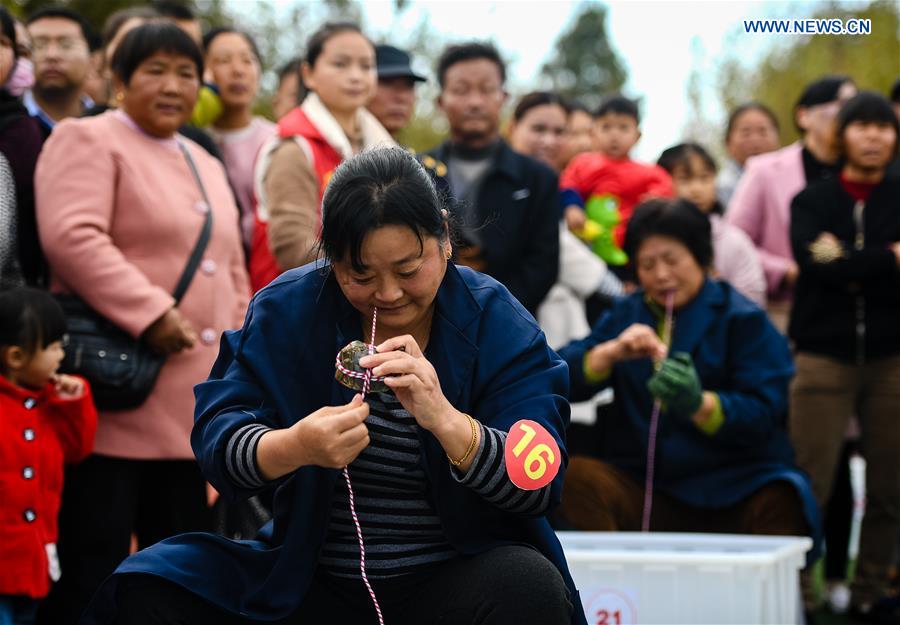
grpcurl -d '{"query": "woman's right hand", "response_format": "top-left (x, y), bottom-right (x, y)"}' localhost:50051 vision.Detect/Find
top-left (588, 323), bottom-right (667, 374)
top-left (257, 395), bottom-right (370, 481)
top-left (613, 323), bottom-right (668, 361)
top-left (143, 307), bottom-right (197, 354)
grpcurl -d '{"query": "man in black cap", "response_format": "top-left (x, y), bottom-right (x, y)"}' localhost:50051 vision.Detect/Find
top-left (367, 44), bottom-right (426, 137)
top-left (725, 75), bottom-right (856, 333)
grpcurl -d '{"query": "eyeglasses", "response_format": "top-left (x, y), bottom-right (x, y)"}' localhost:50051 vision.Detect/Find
top-left (31, 36), bottom-right (86, 56)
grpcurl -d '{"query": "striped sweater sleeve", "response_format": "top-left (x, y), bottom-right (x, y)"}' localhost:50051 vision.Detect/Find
top-left (451, 423), bottom-right (552, 515)
top-left (225, 423), bottom-right (271, 489)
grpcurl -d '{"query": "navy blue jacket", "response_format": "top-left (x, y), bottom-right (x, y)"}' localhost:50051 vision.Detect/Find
top-left (83, 262), bottom-right (587, 624)
top-left (561, 280), bottom-right (820, 554)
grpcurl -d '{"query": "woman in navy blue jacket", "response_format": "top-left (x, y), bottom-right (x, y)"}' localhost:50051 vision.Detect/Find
top-left (83, 147), bottom-right (584, 625)
top-left (557, 198), bottom-right (820, 550)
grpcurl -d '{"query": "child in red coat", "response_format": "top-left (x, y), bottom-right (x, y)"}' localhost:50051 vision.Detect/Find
top-left (0, 288), bottom-right (97, 624)
top-left (560, 95), bottom-right (673, 248)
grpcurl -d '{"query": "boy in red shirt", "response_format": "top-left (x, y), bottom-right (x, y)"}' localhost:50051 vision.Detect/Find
top-left (0, 288), bottom-right (97, 623)
top-left (561, 95), bottom-right (673, 248)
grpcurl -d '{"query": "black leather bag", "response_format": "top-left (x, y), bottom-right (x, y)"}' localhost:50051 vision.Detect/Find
top-left (56, 142), bottom-right (214, 411)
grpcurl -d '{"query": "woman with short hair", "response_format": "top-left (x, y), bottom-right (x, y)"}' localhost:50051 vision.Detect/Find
top-left (789, 91), bottom-right (900, 621)
top-left (34, 22), bottom-right (249, 623)
top-left (557, 199), bottom-right (818, 547)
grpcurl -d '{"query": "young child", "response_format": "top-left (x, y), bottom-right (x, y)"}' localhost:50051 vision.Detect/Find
top-left (657, 142), bottom-right (766, 307)
top-left (560, 95), bottom-right (673, 246)
top-left (0, 288), bottom-right (97, 624)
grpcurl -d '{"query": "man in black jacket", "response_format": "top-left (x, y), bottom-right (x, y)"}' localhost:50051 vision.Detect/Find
top-left (427, 42), bottom-right (559, 315)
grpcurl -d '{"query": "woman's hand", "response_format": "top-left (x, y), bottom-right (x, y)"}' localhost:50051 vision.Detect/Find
top-left (52, 374), bottom-right (85, 399)
top-left (359, 335), bottom-right (452, 434)
top-left (143, 307), bottom-right (197, 354)
top-left (614, 323), bottom-right (667, 361)
top-left (257, 394), bottom-right (370, 480)
top-left (588, 323), bottom-right (667, 374)
top-left (360, 337), bottom-right (481, 471)
top-left (891, 241), bottom-right (900, 266)
top-left (646, 352), bottom-right (703, 417)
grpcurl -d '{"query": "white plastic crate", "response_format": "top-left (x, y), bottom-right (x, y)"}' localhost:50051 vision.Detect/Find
top-left (558, 532), bottom-right (812, 625)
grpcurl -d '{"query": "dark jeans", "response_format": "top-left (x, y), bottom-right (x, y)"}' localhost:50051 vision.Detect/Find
top-left (557, 456), bottom-right (808, 535)
top-left (37, 455), bottom-right (210, 625)
top-left (111, 546), bottom-right (573, 625)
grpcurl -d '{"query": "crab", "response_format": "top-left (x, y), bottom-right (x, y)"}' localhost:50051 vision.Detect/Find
top-left (335, 340), bottom-right (392, 393)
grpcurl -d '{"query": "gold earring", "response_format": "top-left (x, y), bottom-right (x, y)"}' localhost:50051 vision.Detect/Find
top-left (115, 92), bottom-right (124, 102)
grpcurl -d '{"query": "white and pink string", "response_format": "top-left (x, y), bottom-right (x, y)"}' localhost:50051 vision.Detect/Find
top-left (341, 307), bottom-right (385, 625)
top-left (641, 291), bottom-right (675, 533)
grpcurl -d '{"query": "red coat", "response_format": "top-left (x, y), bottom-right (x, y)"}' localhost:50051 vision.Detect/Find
top-left (248, 107), bottom-right (343, 292)
top-left (0, 376), bottom-right (97, 598)
top-left (560, 153), bottom-right (673, 247)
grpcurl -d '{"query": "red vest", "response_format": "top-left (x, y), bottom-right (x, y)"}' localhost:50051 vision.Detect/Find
top-left (248, 107), bottom-right (342, 292)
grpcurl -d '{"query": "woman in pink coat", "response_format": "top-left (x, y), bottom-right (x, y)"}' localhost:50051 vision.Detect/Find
top-left (33, 23), bottom-right (249, 624)
top-left (725, 76), bottom-right (856, 331)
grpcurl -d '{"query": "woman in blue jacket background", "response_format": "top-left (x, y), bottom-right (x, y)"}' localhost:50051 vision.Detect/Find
top-left (84, 147), bottom-right (583, 625)
top-left (556, 198), bottom-right (819, 549)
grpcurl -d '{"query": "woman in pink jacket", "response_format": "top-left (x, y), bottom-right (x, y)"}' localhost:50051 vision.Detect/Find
top-left (33, 23), bottom-right (249, 624)
top-left (725, 76), bottom-right (856, 331)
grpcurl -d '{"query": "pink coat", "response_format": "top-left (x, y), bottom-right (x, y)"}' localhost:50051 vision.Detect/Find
top-left (35, 111), bottom-right (250, 460)
top-left (725, 142), bottom-right (805, 300)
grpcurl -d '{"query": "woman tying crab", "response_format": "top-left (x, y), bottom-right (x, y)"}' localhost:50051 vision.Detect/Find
top-left (555, 198), bottom-right (819, 547)
top-left (81, 147), bottom-right (584, 625)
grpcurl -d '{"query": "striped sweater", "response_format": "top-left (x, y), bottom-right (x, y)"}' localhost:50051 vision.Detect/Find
top-left (226, 393), bottom-right (552, 578)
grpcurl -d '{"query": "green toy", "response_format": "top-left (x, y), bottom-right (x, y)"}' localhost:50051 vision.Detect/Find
top-left (190, 84), bottom-right (223, 128)
top-left (573, 193), bottom-right (629, 266)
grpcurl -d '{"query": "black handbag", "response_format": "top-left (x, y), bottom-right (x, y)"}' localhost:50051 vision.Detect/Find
top-left (56, 142), bottom-right (214, 411)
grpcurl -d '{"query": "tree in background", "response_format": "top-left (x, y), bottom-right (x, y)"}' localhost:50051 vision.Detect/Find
top-left (540, 4), bottom-right (627, 111)
top-left (717, 0), bottom-right (899, 146)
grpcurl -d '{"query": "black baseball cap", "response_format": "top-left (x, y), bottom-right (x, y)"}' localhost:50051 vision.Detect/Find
top-left (375, 44), bottom-right (427, 82)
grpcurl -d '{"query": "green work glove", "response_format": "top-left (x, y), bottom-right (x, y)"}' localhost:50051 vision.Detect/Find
top-left (646, 352), bottom-right (703, 418)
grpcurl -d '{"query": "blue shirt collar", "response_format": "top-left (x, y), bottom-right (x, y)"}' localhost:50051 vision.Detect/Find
top-left (23, 90), bottom-right (94, 130)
